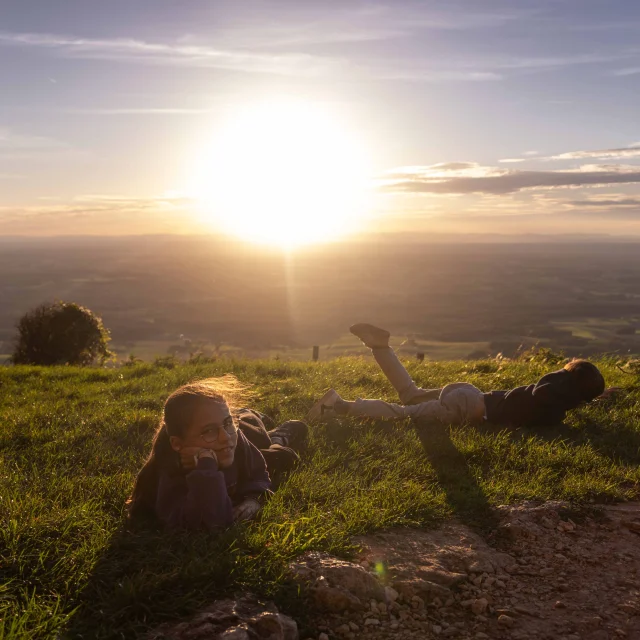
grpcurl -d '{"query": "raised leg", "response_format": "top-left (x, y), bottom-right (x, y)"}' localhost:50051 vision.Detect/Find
top-left (371, 347), bottom-right (441, 405)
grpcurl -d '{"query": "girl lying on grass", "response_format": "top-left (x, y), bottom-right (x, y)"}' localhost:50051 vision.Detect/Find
top-left (309, 323), bottom-right (611, 428)
top-left (127, 376), bottom-right (307, 530)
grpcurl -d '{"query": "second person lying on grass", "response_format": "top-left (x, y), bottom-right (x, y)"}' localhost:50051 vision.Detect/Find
top-left (127, 375), bottom-right (308, 530)
top-left (309, 323), bottom-right (607, 427)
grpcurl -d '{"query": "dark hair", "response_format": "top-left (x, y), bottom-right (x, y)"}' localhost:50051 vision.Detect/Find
top-left (126, 375), bottom-right (249, 521)
top-left (563, 359), bottom-right (605, 402)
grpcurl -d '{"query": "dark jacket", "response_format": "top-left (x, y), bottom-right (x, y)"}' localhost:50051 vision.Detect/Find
top-left (483, 368), bottom-right (586, 428)
top-left (155, 430), bottom-right (271, 530)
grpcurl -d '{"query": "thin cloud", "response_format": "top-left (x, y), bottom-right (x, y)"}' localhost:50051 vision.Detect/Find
top-left (499, 158), bottom-right (526, 163)
top-left (375, 69), bottom-right (502, 82)
top-left (0, 31), bottom-right (336, 77)
top-left (568, 197), bottom-right (640, 207)
top-left (613, 67), bottom-right (640, 77)
top-left (2, 27), bottom-right (633, 84)
top-left (63, 107), bottom-right (217, 115)
top-left (384, 165), bottom-right (640, 195)
top-left (0, 128), bottom-right (66, 152)
top-left (214, 5), bottom-right (527, 49)
top-left (549, 147), bottom-right (640, 160)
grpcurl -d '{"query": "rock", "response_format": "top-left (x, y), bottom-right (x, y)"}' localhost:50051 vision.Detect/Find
top-left (497, 614), bottom-right (515, 627)
top-left (393, 579), bottom-right (451, 602)
top-left (384, 586), bottom-right (399, 602)
top-left (499, 522), bottom-right (533, 540)
top-left (471, 598), bottom-right (488, 615)
top-left (348, 622), bottom-right (359, 632)
top-left (618, 603), bottom-right (639, 615)
top-left (290, 552), bottom-right (385, 603)
top-left (465, 555), bottom-right (495, 574)
top-left (146, 595), bottom-right (298, 640)
top-left (253, 612), bottom-right (298, 640)
top-left (334, 624), bottom-right (351, 635)
top-left (491, 552), bottom-right (516, 572)
top-left (557, 520), bottom-right (576, 532)
top-left (418, 568), bottom-right (467, 587)
top-left (318, 634), bottom-right (329, 640)
top-left (364, 618), bottom-right (380, 626)
top-left (313, 584), bottom-right (362, 612)
top-left (219, 631), bottom-right (250, 640)
top-left (514, 604), bottom-right (537, 616)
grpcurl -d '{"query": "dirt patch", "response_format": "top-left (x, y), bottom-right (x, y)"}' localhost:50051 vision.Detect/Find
top-left (301, 502), bottom-right (640, 640)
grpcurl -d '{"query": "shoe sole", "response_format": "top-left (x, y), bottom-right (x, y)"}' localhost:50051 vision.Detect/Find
top-left (308, 389), bottom-right (338, 421)
top-left (349, 323), bottom-right (391, 345)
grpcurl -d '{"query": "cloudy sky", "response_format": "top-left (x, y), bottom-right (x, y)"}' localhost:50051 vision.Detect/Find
top-left (2, 0), bottom-right (640, 238)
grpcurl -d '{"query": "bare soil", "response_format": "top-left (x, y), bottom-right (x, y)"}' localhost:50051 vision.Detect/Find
top-left (307, 502), bottom-right (640, 640)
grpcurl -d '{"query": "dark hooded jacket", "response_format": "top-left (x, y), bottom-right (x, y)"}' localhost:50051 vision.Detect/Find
top-left (483, 368), bottom-right (587, 428)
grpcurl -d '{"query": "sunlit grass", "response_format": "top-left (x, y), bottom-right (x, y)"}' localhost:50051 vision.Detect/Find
top-left (0, 357), bottom-right (638, 638)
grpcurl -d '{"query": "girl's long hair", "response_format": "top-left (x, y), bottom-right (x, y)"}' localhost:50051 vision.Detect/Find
top-left (126, 375), bottom-right (250, 522)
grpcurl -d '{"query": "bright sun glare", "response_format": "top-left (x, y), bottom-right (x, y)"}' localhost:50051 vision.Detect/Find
top-left (190, 99), bottom-right (372, 247)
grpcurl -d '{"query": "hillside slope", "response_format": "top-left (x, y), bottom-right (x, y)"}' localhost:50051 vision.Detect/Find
top-left (0, 356), bottom-right (638, 639)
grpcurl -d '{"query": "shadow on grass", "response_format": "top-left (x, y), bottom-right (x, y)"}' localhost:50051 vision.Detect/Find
top-left (63, 523), bottom-right (307, 640)
top-left (63, 526), bottom-right (237, 639)
top-left (521, 412), bottom-right (640, 467)
top-left (324, 416), bottom-right (501, 532)
top-left (413, 420), bottom-right (500, 532)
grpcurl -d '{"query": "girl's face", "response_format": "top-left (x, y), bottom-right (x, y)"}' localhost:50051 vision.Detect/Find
top-left (170, 399), bottom-right (238, 469)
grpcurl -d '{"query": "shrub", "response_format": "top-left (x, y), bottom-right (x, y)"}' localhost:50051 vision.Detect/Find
top-left (12, 301), bottom-right (113, 366)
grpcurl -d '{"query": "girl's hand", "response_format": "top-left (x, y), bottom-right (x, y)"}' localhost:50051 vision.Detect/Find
top-left (179, 446), bottom-right (217, 470)
top-left (232, 498), bottom-right (262, 522)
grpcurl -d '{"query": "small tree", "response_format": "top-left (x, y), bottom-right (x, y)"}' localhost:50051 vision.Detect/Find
top-left (12, 302), bottom-right (113, 366)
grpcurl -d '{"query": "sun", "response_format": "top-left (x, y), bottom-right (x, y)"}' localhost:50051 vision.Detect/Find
top-left (189, 99), bottom-right (372, 247)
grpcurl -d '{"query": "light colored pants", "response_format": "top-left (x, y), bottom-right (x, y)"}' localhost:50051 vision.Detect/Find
top-left (347, 347), bottom-right (486, 425)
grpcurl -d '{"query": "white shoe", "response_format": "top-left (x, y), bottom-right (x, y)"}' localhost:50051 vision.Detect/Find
top-left (308, 389), bottom-right (341, 422)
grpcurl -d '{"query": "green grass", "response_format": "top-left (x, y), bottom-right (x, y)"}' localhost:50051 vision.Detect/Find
top-left (1, 357), bottom-right (639, 639)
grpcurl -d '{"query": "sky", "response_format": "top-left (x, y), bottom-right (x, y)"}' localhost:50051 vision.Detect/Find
top-left (2, 0), bottom-right (640, 240)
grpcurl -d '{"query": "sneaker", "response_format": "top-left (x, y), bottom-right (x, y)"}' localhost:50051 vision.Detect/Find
top-left (349, 323), bottom-right (391, 349)
top-left (308, 389), bottom-right (342, 422)
top-left (261, 443), bottom-right (300, 473)
top-left (268, 420), bottom-right (309, 450)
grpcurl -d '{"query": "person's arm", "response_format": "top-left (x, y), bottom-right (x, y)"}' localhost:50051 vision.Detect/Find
top-left (156, 452), bottom-right (234, 530)
top-left (232, 437), bottom-right (272, 522)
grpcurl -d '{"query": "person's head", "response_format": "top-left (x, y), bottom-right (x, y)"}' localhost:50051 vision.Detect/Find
top-left (563, 359), bottom-right (605, 402)
top-left (127, 375), bottom-right (249, 521)
top-left (533, 358), bottom-right (605, 409)
top-left (164, 378), bottom-right (245, 469)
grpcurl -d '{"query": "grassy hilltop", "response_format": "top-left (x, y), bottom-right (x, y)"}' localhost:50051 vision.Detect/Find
top-left (1, 356), bottom-right (639, 639)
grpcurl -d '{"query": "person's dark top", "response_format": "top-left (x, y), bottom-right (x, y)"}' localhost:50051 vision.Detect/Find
top-left (483, 368), bottom-right (586, 428)
top-left (155, 430), bottom-right (271, 530)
